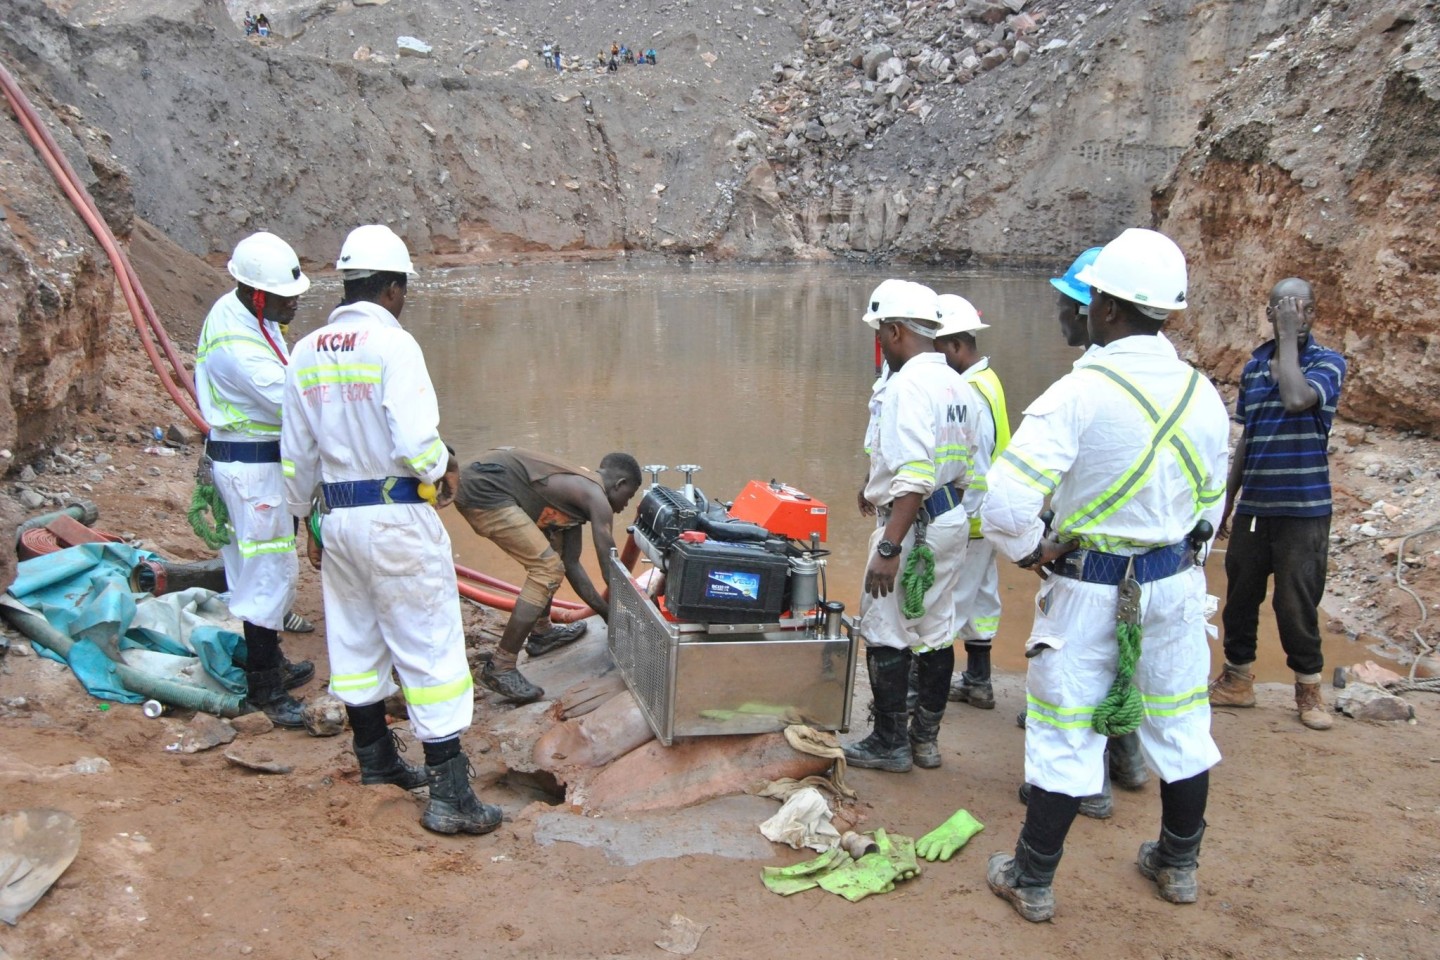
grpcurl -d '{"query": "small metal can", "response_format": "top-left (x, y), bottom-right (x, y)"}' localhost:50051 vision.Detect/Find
top-left (142, 699), bottom-right (167, 719)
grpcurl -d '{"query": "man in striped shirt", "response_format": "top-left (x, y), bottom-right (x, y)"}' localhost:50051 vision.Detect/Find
top-left (1209, 278), bottom-right (1347, 730)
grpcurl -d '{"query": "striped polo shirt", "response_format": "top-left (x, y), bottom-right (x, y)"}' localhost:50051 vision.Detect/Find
top-left (1233, 335), bottom-right (1346, 518)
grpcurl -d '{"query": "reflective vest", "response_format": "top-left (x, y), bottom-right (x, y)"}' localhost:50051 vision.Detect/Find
top-left (965, 364), bottom-right (1011, 537)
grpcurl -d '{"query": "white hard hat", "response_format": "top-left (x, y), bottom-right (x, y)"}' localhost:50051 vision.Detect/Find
top-left (935, 294), bottom-right (988, 337)
top-left (335, 224), bottom-right (417, 277)
top-left (1075, 228), bottom-right (1187, 318)
top-left (227, 232), bottom-right (310, 297)
top-left (861, 279), bottom-right (941, 331)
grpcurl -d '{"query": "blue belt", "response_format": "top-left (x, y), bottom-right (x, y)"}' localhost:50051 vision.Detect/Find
top-left (205, 439), bottom-right (280, 464)
top-left (320, 477), bottom-right (424, 511)
top-left (1050, 542), bottom-right (1194, 586)
top-left (923, 482), bottom-right (965, 519)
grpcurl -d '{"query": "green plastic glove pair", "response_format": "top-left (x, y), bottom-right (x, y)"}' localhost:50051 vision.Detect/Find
top-left (761, 829), bottom-right (925, 901)
top-left (760, 846), bottom-right (849, 896)
top-left (915, 808), bottom-right (984, 862)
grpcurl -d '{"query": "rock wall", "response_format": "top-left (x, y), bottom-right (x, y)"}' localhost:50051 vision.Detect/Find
top-left (1158, 2), bottom-right (1440, 427)
top-left (0, 62), bottom-right (121, 587)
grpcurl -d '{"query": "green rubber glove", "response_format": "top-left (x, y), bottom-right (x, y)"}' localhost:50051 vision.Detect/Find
top-left (915, 809), bottom-right (984, 862)
top-left (879, 830), bottom-right (921, 881)
top-left (817, 851), bottom-right (898, 902)
top-left (761, 847), bottom-right (849, 896)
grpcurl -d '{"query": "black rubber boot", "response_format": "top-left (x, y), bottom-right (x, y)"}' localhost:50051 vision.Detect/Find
top-left (245, 667), bottom-right (305, 728)
top-left (907, 647), bottom-right (953, 769)
top-left (355, 730), bottom-right (428, 790)
top-left (987, 836), bottom-right (1064, 922)
top-left (1138, 822), bottom-right (1205, 903)
top-left (1018, 768), bottom-right (1113, 820)
top-left (1108, 732), bottom-right (1150, 790)
top-left (525, 621), bottom-right (588, 658)
top-left (844, 647), bottom-right (913, 773)
top-left (479, 660), bottom-right (545, 704)
top-left (280, 654), bottom-right (315, 691)
top-left (908, 705), bottom-right (944, 769)
top-left (421, 753), bottom-right (503, 836)
top-left (949, 641), bottom-right (995, 708)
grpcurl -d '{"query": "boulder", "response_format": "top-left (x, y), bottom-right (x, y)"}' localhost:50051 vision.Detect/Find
top-left (396, 37), bottom-right (433, 58)
top-left (1335, 682), bottom-right (1413, 721)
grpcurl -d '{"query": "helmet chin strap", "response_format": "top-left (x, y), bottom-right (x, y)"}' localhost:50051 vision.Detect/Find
top-left (250, 288), bottom-right (288, 365)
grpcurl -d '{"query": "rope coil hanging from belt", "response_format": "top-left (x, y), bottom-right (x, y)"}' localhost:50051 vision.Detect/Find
top-left (1091, 557), bottom-right (1144, 737)
top-left (900, 543), bottom-right (935, 619)
top-left (188, 481), bottom-right (231, 550)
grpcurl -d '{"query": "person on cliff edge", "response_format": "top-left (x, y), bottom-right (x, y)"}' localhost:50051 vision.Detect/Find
top-left (1209, 277), bottom-right (1346, 730)
top-left (195, 231), bottom-right (313, 727)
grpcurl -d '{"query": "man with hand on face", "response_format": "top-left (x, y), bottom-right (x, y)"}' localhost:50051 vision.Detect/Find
top-left (1210, 278), bottom-right (1346, 730)
top-left (196, 231), bottom-right (313, 727)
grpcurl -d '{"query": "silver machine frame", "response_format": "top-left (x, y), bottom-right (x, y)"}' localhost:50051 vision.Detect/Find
top-left (607, 552), bottom-right (859, 746)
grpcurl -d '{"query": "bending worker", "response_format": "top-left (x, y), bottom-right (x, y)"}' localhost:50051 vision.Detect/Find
top-left (455, 447), bottom-right (642, 705)
top-left (846, 279), bottom-right (982, 773)
top-left (283, 225), bottom-right (500, 837)
top-left (932, 294), bottom-right (1009, 711)
top-left (195, 231), bottom-right (313, 727)
top-left (982, 229), bottom-right (1228, 921)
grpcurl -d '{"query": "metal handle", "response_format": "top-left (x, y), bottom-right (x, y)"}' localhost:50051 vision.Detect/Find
top-left (642, 464), bottom-right (668, 487)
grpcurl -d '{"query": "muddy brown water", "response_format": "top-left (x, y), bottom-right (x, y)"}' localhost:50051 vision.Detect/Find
top-left (294, 261), bottom-right (1340, 682)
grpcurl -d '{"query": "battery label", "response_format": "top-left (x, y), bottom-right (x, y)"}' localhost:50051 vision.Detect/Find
top-left (705, 569), bottom-right (761, 601)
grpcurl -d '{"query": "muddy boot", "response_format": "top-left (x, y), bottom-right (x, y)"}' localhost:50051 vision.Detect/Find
top-left (421, 753), bottom-right (503, 836)
top-left (844, 647), bottom-right (913, 773)
top-left (479, 660), bottom-right (544, 705)
top-left (909, 705), bottom-right (945, 769)
top-left (1019, 775), bottom-right (1112, 820)
top-left (1294, 679), bottom-right (1334, 730)
top-left (1016, 710), bottom-right (1027, 729)
top-left (1207, 663), bottom-right (1256, 707)
top-left (245, 667), bottom-right (305, 728)
top-left (279, 654), bottom-right (315, 691)
top-left (1108, 733), bottom-right (1150, 790)
top-left (987, 837), bottom-right (1064, 923)
top-left (355, 730), bottom-right (428, 790)
top-left (525, 621), bottom-right (588, 659)
top-left (1137, 822), bottom-right (1205, 904)
top-left (949, 672), bottom-right (995, 709)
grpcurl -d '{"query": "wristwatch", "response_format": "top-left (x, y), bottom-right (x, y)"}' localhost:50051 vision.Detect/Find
top-left (876, 538), bottom-right (902, 559)
top-left (1017, 542), bottom-right (1046, 569)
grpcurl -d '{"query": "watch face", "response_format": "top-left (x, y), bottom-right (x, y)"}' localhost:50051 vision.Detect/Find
top-left (878, 539), bottom-right (900, 558)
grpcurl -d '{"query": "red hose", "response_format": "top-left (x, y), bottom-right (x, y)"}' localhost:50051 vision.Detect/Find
top-left (0, 60), bottom-right (206, 431)
top-left (3, 59), bottom-right (642, 620)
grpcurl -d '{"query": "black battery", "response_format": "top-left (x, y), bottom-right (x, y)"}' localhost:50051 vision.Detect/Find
top-left (664, 537), bottom-right (790, 624)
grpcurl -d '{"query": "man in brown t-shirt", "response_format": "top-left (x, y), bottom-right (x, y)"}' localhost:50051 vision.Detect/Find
top-left (456, 448), bottom-right (641, 703)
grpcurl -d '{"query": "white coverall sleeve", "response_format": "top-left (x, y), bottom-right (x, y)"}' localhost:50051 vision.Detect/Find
top-left (981, 383), bottom-right (1082, 563)
top-left (1196, 390), bottom-right (1231, 535)
top-left (381, 334), bottom-right (449, 485)
top-left (281, 363), bottom-right (320, 517)
top-left (880, 374), bottom-right (939, 500)
top-left (216, 340), bottom-right (287, 422)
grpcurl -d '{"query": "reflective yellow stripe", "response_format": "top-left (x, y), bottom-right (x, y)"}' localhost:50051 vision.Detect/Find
top-left (281, 459), bottom-right (295, 478)
top-left (403, 673), bottom-right (474, 706)
top-left (971, 616), bottom-right (1000, 632)
top-left (935, 444), bottom-right (972, 467)
top-left (1025, 694), bottom-right (1095, 730)
top-left (294, 364), bottom-right (382, 388)
top-left (897, 460), bottom-right (935, 480)
top-left (1060, 367), bottom-right (1203, 536)
top-left (237, 535), bottom-right (296, 559)
top-left (969, 366), bottom-right (1012, 459)
top-left (198, 332), bottom-right (271, 359)
top-left (996, 449), bottom-right (1059, 494)
top-left (407, 438), bottom-right (447, 474)
top-left (331, 671), bottom-right (380, 693)
top-left (1141, 686), bottom-right (1209, 717)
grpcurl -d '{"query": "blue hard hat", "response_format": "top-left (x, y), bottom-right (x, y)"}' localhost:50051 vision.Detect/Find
top-left (1049, 247), bottom-right (1104, 306)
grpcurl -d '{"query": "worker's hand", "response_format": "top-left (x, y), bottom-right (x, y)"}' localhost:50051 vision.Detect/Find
top-left (864, 553), bottom-right (901, 598)
top-left (915, 809), bottom-right (984, 862)
top-left (1216, 516), bottom-right (1231, 541)
top-left (306, 525), bottom-right (323, 570)
top-left (857, 486), bottom-right (876, 518)
top-left (1270, 295), bottom-right (1312, 342)
top-left (1019, 535), bottom-right (1077, 579)
top-left (433, 454), bottom-right (461, 510)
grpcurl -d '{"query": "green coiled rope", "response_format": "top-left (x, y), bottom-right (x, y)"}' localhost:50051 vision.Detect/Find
top-left (188, 481), bottom-right (231, 550)
top-left (1091, 619), bottom-right (1143, 736)
top-left (900, 543), bottom-right (936, 619)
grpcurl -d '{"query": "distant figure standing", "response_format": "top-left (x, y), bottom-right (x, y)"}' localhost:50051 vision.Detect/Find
top-left (243, 11), bottom-right (257, 35)
top-left (256, 13), bottom-right (270, 37)
top-left (1210, 278), bottom-right (1346, 730)
top-left (646, 48), bottom-right (657, 65)
top-left (607, 55), bottom-right (618, 73)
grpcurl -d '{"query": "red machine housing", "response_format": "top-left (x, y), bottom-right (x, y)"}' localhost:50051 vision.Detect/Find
top-left (728, 480), bottom-right (828, 543)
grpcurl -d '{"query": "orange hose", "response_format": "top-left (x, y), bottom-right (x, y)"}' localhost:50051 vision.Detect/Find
top-left (4, 59), bottom-right (643, 620)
